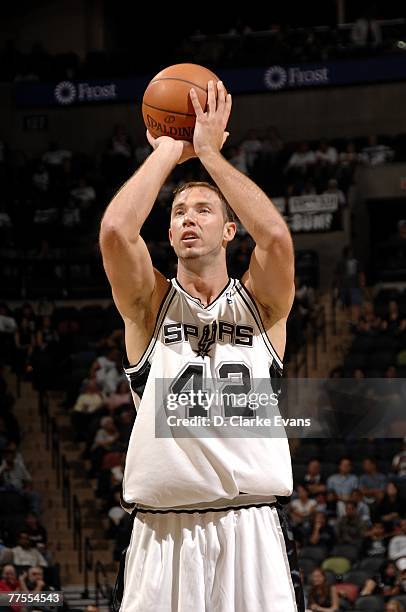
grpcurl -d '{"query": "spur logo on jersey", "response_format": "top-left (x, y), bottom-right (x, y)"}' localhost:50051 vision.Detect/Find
top-left (163, 321), bottom-right (254, 356)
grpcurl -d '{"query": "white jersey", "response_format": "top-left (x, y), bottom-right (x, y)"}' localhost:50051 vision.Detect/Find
top-left (122, 277), bottom-right (293, 510)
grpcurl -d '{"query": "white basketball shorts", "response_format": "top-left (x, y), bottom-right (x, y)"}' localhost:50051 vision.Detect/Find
top-left (114, 498), bottom-right (304, 612)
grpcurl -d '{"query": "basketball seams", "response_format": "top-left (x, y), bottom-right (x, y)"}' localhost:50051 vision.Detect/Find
top-left (149, 77), bottom-right (210, 93)
top-left (142, 102), bottom-right (196, 117)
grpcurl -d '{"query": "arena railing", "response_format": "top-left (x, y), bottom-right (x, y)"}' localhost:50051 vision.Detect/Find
top-left (95, 559), bottom-right (113, 611)
top-left (38, 391), bottom-right (112, 592)
top-left (72, 494), bottom-right (83, 573)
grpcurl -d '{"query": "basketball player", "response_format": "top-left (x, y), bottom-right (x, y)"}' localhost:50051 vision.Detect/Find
top-left (100, 81), bottom-right (304, 611)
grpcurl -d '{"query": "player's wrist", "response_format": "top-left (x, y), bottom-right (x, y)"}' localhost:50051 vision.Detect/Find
top-left (197, 147), bottom-right (222, 164)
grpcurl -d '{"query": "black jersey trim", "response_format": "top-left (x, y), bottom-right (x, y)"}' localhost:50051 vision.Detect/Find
top-left (123, 284), bottom-right (176, 374)
top-left (235, 282), bottom-right (283, 370)
top-left (172, 277), bottom-right (235, 310)
top-left (130, 500), bottom-right (278, 515)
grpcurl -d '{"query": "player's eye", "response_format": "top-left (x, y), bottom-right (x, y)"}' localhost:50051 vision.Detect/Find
top-left (200, 208), bottom-right (210, 213)
top-left (174, 209), bottom-right (184, 216)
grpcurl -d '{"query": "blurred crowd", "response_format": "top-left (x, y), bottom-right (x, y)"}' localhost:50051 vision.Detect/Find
top-left (0, 125), bottom-right (403, 301)
top-left (1, 17), bottom-right (405, 82)
top-left (0, 357), bottom-right (61, 604)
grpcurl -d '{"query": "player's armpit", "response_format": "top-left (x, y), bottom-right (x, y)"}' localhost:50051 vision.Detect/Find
top-left (242, 229), bottom-right (295, 323)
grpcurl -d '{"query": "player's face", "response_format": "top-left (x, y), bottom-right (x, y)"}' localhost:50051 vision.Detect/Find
top-left (169, 187), bottom-right (235, 260)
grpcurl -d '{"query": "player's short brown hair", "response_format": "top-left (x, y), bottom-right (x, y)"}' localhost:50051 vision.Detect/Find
top-left (172, 181), bottom-right (235, 222)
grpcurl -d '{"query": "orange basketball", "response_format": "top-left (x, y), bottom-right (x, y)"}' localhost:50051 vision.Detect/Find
top-left (142, 63), bottom-right (223, 142)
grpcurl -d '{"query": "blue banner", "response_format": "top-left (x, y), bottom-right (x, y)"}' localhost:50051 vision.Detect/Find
top-left (14, 54), bottom-right (406, 108)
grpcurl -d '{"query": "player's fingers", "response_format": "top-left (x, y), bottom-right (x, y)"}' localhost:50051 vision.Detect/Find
top-left (216, 81), bottom-right (225, 113)
top-left (146, 130), bottom-right (156, 148)
top-left (190, 88), bottom-right (205, 120)
top-left (207, 80), bottom-right (216, 115)
top-left (224, 93), bottom-right (232, 125)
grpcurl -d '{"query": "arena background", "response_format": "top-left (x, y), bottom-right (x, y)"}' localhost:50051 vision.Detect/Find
top-left (0, 1), bottom-right (405, 610)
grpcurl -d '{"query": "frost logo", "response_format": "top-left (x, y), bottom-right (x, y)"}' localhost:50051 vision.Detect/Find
top-left (54, 81), bottom-right (76, 105)
top-left (264, 66), bottom-right (287, 90)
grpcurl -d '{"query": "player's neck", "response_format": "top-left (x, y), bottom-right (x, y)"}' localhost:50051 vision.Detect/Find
top-left (176, 261), bottom-right (229, 307)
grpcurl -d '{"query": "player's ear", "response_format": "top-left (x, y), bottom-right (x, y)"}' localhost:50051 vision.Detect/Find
top-left (168, 227), bottom-right (173, 245)
top-left (224, 221), bottom-right (237, 243)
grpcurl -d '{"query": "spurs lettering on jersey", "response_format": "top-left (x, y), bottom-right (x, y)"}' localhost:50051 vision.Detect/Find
top-left (122, 278), bottom-right (293, 510)
top-left (164, 321), bottom-right (254, 357)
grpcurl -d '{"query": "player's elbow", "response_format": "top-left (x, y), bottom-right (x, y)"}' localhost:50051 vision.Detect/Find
top-left (264, 227), bottom-right (294, 268)
top-left (99, 219), bottom-right (138, 251)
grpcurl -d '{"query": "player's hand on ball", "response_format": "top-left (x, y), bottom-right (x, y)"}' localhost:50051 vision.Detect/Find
top-left (189, 80), bottom-right (232, 157)
top-left (146, 131), bottom-right (197, 165)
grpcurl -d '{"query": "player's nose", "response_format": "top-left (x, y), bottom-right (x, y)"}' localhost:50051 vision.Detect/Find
top-left (182, 212), bottom-right (196, 226)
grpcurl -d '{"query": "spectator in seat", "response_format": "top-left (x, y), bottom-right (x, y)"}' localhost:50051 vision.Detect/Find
top-left (315, 140), bottom-right (338, 186)
top-left (73, 379), bottom-right (105, 415)
top-left (396, 563), bottom-right (406, 592)
top-left (360, 560), bottom-right (400, 601)
top-left (344, 488), bottom-right (371, 525)
top-left (334, 246), bottom-right (364, 322)
top-left (307, 511), bottom-right (335, 550)
top-left (240, 129), bottom-right (262, 173)
top-left (355, 300), bottom-right (383, 334)
top-left (361, 521), bottom-right (388, 557)
top-left (14, 317), bottom-right (36, 376)
top-left (375, 482), bottom-right (402, 527)
top-left (381, 300), bottom-right (403, 334)
top-left (304, 459), bottom-right (326, 497)
top-left (392, 439), bottom-right (406, 479)
top-left (307, 567), bottom-right (339, 612)
top-left (351, 13), bottom-right (382, 47)
top-left (335, 500), bottom-right (366, 544)
top-left (327, 458), bottom-right (359, 503)
top-left (0, 445), bottom-right (41, 515)
top-left (323, 179), bottom-right (346, 208)
top-left (19, 566), bottom-right (49, 593)
top-left (11, 532), bottom-right (47, 568)
top-left (386, 600), bottom-right (405, 612)
top-left (23, 512), bottom-right (50, 564)
top-left (388, 519), bottom-right (406, 564)
top-left (62, 199), bottom-right (81, 229)
top-left (289, 484), bottom-right (317, 531)
top-left (105, 380), bottom-right (132, 414)
top-left (117, 409), bottom-right (135, 447)
top-left (89, 416), bottom-right (119, 476)
top-left (42, 141), bottom-right (71, 168)
top-left (70, 177), bottom-right (96, 210)
top-left (286, 142), bottom-right (316, 176)
top-left (360, 458), bottom-right (387, 504)
top-left (90, 348), bottom-right (122, 395)
top-left (360, 135), bottom-right (394, 166)
top-left (337, 141), bottom-right (360, 189)
top-left (0, 564), bottom-right (20, 611)
top-left (294, 276), bottom-right (315, 329)
top-left (32, 162), bottom-right (50, 194)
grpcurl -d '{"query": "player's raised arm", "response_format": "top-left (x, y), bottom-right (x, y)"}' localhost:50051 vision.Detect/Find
top-left (191, 81), bottom-right (295, 323)
top-left (99, 136), bottom-right (189, 319)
